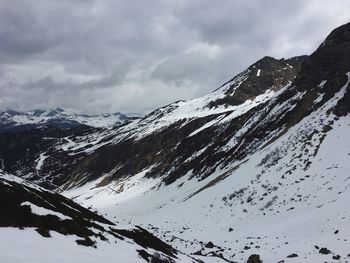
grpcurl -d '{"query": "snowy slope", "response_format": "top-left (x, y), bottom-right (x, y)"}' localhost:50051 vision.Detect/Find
top-left (0, 55), bottom-right (303, 190)
top-left (0, 171), bottom-right (195, 263)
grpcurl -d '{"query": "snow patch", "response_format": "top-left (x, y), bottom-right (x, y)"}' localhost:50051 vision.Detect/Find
top-left (35, 153), bottom-right (48, 171)
top-left (21, 201), bottom-right (71, 220)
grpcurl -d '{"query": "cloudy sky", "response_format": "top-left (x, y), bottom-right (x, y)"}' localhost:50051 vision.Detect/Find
top-left (0, 0), bottom-right (349, 114)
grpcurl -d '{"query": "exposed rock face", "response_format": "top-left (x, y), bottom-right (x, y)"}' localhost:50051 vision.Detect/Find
top-left (0, 125), bottom-right (98, 188)
top-left (209, 55), bottom-right (306, 107)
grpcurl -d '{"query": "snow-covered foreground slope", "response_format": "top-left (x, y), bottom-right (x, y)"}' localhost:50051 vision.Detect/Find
top-left (0, 228), bottom-right (170, 263)
top-left (0, 172), bottom-right (195, 263)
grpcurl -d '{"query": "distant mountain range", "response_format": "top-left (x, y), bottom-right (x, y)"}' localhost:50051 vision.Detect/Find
top-left (0, 108), bottom-right (141, 132)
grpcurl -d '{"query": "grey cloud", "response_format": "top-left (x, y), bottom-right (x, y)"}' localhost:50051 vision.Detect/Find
top-left (0, 0), bottom-right (349, 114)
top-left (151, 52), bottom-right (214, 84)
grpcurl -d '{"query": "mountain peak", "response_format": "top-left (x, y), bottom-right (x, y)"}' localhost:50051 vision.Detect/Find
top-left (294, 22), bottom-right (350, 98)
top-left (209, 54), bottom-right (306, 108)
top-left (44, 107), bottom-right (65, 117)
top-left (319, 21), bottom-right (350, 48)
top-left (252, 55), bottom-right (277, 65)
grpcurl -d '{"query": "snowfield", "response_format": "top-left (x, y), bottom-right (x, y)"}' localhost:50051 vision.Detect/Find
top-left (0, 228), bottom-right (192, 263)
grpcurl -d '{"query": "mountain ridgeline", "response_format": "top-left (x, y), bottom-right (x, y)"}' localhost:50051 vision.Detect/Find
top-left (0, 107), bottom-right (139, 132)
top-left (0, 55), bottom-right (308, 188)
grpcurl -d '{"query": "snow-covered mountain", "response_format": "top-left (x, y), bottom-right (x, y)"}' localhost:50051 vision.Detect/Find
top-left (1, 22), bottom-right (350, 262)
top-left (0, 107), bottom-right (140, 132)
top-left (0, 55), bottom-right (306, 188)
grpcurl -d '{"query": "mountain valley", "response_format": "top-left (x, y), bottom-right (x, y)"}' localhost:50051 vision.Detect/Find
top-left (1, 22), bottom-right (350, 263)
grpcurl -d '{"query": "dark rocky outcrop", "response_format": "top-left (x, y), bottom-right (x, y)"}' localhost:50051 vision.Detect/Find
top-left (319, 247), bottom-right (332, 255)
top-left (210, 55), bottom-right (306, 108)
top-left (247, 254), bottom-right (262, 263)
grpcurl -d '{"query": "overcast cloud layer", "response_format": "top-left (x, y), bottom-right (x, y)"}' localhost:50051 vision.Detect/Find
top-left (0, 0), bottom-right (349, 114)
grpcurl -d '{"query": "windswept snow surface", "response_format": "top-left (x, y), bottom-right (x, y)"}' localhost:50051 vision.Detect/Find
top-left (0, 228), bottom-right (192, 263)
top-left (0, 228), bottom-right (140, 263)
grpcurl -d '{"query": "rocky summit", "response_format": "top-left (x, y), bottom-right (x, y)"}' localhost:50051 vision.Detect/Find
top-left (1, 22), bottom-right (350, 262)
